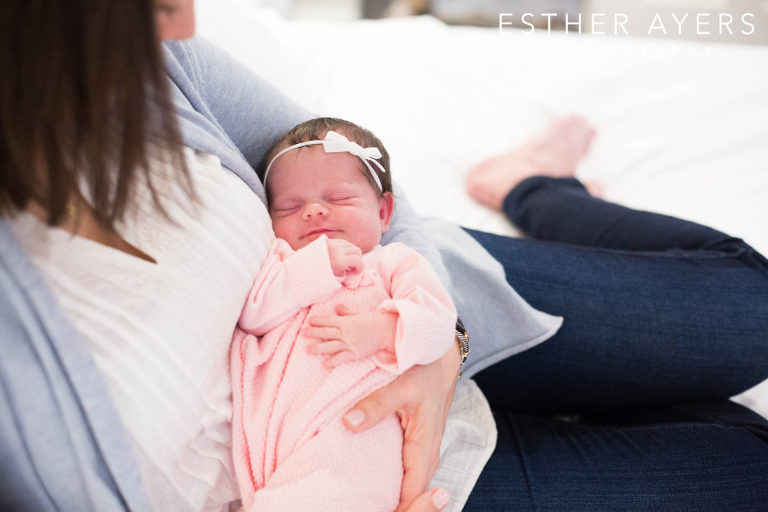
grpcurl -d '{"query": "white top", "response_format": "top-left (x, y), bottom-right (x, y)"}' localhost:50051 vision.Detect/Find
top-left (11, 149), bottom-right (495, 512)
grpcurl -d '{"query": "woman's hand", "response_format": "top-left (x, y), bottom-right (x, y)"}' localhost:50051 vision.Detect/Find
top-left (342, 338), bottom-right (462, 512)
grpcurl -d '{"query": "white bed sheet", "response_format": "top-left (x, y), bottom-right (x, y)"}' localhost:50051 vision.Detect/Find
top-left (196, 0), bottom-right (768, 418)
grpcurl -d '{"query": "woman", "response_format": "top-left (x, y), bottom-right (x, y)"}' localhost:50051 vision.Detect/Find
top-left (1, 1), bottom-right (766, 512)
top-left (0, 2), bottom-right (458, 511)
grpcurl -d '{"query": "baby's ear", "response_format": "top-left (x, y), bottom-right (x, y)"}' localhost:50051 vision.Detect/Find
top-left (378, 192), bottom-right (395, 233)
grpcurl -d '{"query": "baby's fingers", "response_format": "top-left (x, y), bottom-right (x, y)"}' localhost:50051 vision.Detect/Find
top-left (341, 253), bottom-right (364, 275)
top-left (349, 255), bottom-right (364, 274)
top-left (324, 351), bottom-right (356, 368)
top-left (307, 314), bottom-right (341, 328)
top-left (307, 340), bottom-right (346, 355)
top-left (303, 325), bottom-right (341, 340)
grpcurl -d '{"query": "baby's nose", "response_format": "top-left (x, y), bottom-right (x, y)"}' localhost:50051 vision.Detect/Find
top-left (302, 202), bottom-right (328, 219)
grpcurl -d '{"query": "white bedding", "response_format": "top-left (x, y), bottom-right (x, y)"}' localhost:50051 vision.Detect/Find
top-left (196, 0), bottom-right (768, 417)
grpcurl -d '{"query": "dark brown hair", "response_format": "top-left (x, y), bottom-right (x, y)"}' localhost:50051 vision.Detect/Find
top-left (261, 117), bottom-right (392, 199)
top-left (0, 0), bottom-right (190, 228)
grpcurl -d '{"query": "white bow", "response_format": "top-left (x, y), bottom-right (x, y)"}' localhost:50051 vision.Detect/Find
top-left (264, 130), bottom-right (386, 192)
top-left (321, 130), bottom-right (382, 160)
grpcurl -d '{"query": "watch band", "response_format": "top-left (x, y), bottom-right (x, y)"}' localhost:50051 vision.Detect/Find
top-left (455, 317), bottom-right (470, 365)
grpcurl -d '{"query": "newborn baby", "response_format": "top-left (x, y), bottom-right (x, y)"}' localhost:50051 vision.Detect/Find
top-left (230, 117), bottom-right (457, 511)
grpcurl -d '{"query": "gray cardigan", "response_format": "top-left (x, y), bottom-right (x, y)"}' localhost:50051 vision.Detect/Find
top-left (0, 38), bottom-right (560, 511)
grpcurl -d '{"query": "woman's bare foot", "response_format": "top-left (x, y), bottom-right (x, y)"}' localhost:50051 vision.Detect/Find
top-left (466, 115), bottom-right (596, 210)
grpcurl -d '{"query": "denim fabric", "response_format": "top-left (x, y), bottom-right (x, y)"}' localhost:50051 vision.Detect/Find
top-left (465, 401), bottom-right (768, 511)
top-left (465, 177), bottom-right (768, 510)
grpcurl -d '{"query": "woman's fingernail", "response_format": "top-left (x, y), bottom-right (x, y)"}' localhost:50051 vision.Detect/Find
top-left (431, 488), bottom-right (450, 509)
top-left (343, 409), bottom-right (365, 427)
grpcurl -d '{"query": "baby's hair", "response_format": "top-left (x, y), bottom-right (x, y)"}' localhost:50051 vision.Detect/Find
top-left (260, 117), bottom-right (393, 199)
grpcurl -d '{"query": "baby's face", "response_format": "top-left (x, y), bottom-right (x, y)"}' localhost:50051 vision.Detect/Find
top-left (268, 145), bottom-right (393, 253)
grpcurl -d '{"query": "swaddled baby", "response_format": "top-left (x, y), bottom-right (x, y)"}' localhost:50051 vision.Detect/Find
top-left (230, 117), bottom-right (457, 511)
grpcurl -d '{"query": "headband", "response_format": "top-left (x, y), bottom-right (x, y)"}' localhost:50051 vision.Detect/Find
top-left (263, 130), bottom-right (386, 192)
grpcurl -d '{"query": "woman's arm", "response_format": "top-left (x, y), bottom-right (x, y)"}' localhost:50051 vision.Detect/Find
top-left (383, 184), bottom-right (451, 287)
top-left (164, 37), bottom-right (311, 170)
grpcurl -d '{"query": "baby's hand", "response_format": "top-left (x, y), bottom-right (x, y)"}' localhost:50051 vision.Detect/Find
top-left (327, 238), bottom-right (364, 277)
top-left (304, 304), bottom-right (397, 367)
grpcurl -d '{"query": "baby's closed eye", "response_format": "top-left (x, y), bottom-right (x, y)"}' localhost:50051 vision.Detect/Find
top-left (271, 199), bottom-right (303, 214)
top-left (326, 193), bottom-right (358, 204)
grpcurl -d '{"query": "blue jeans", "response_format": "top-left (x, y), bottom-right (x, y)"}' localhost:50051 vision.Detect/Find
top-left (464, 177), bottom-right (768, 510)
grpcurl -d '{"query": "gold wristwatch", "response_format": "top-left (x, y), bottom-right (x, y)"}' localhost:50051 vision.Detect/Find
top-left (455, 317), bottom-right (470, 366)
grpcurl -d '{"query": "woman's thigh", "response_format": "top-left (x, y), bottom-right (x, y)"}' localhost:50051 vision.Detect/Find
top-left (466, 229), bottom-right (768, 413)
top-left (464, 400), bottom-right (768, 511)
